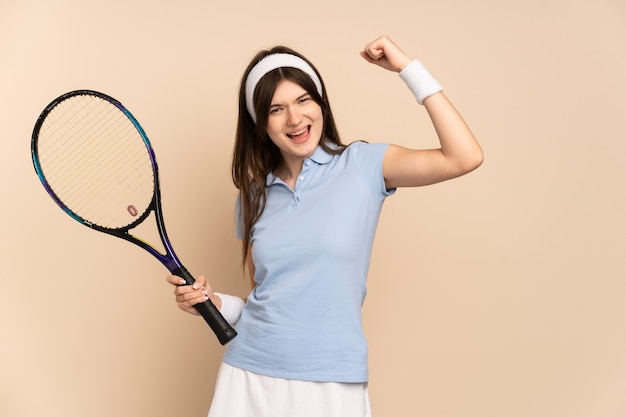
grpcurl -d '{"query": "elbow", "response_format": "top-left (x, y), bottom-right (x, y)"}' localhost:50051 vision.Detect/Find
top-left (473, 148), bottom-right (485, 170)
top-left (460, 148), bottom-right (484, 175)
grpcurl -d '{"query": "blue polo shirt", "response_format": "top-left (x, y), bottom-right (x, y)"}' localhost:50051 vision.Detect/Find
top-left (223, 141), bottom-right (394, 383)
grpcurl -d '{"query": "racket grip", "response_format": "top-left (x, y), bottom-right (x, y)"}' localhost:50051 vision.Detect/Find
top-left (172, 266), bottom-right (238, 345)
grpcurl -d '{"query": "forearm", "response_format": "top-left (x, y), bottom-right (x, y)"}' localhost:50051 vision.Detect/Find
top-left (399, 59), bottom-right (483, 176)
top-left (423, 92), bottom-right (484, 173)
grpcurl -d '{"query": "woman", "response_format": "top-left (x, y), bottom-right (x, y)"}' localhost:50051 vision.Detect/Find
top-left (167, 35), bottom-right (483, 417)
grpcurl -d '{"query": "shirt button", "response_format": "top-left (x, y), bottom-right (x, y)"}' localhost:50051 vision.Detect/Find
top-left (298, 176), bottom-right (304, 181)
top-left (305, 161), bottom-right (311, 166)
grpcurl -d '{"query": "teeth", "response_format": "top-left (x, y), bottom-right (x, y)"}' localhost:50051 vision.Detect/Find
top-left (288, 127), bottom-right (308, 137)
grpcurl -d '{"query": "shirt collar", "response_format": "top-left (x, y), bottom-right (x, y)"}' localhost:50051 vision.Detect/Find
top-left (308, 143), bottom-right (335, 165)
top-left (265, 141), bottom-right (336, 186)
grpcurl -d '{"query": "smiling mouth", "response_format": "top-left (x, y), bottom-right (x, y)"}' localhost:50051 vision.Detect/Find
top-left (286, 126), bottom-right (310, 140)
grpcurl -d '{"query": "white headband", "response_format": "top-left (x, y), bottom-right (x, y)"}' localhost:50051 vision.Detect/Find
top-left (245, 53), bottom-right (323, 123)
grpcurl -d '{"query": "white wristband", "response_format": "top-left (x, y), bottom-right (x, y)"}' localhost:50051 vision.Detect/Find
top-left (214, 293), bottom-right (245, 326)
top-left (399, 60), bottom-right (443, 105)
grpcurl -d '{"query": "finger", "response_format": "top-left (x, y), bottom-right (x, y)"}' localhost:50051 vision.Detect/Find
top-left (192, 274), bottom-right (207, 290)
top-left (362, 35), bottom-right (411, 72)
top-left (176, 292), bottom-right (209, 306)
top-left (359, 50), bottom-right (376, 64)
top-left (363, 41), bottom-right (385, 61)
top-left (166, 274), bottom-right (186, 286)
top-left (175, 286), bottom-right (207, 299)
top-left (192, 275), bottom-right (217, 303)
top-left (174, 283), bottom-right (208, 299)
top-left (176, 285), bottom-right (209, 303)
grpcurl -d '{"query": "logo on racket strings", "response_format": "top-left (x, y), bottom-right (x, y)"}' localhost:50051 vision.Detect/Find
top-left (127, 205), bottom-right (139, 217)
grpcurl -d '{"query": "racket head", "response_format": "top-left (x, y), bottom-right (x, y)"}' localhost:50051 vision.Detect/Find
top-left (31, 90), bottom-right (157, 233)
top-left (31, 90), bottom-right (238, 345)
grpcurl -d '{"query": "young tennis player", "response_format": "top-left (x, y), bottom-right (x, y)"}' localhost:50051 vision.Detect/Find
top-left (167, 34), bottom-right (483, 417)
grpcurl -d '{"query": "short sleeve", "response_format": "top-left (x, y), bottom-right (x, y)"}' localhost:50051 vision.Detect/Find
top-left (348, 141), bottom-right (396, 199)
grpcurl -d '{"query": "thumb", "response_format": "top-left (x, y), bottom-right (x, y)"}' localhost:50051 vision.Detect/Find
top-left (362, 41), bottom-right (386, 61)
top-left (359, 50), bottom-right (376, 64)
top-left (192, 274), bottom-right (207, 290)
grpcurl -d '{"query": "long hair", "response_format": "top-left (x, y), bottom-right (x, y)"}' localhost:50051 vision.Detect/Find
top-left (232, 46), bottom-right (344, 264)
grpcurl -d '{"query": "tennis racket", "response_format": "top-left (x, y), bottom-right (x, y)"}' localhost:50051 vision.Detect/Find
top-left (31, 90), bottom-right (237, 345)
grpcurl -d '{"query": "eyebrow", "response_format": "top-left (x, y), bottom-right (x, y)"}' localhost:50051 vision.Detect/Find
top-left (270, 92), bottom-right (311, 108)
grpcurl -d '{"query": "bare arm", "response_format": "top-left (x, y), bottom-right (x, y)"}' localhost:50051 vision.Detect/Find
top-left (361, 35), bottom-right (483, 188)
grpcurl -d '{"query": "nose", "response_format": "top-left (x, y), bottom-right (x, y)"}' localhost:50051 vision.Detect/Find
top-left (286, 107), bottom-right (302, 126)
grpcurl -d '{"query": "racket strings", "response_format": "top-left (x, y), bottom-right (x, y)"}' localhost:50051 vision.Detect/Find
top-left (50, 100), bottom-right (132, 182)
top-left (37, 94), bottom-right (155, 229)
top-left (46, 103), bottom-right (137, 196)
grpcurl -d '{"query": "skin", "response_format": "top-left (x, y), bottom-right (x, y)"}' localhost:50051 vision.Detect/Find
top-left (167, 35), bottom-right (483, 314)
top-left (265, 82), bottom-right (324, 189)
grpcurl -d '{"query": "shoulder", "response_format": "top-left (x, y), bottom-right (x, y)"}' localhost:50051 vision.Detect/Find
top-left (344, 141), bottom-right (391, 163)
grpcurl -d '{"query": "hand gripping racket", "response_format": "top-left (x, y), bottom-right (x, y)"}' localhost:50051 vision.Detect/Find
top-left (31, 90), bottom-right (237, 345)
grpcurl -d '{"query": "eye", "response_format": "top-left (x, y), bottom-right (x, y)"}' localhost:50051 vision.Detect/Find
top-left (269, 107), bottom-right (282, 115)
top-left (298, 96), bottom-right (311, 104)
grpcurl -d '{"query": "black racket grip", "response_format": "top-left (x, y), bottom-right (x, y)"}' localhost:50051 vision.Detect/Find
top-left (172, 266), bottom-right (237, 345)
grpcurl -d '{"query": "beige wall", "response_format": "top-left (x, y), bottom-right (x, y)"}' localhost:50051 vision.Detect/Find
top-left (1, 0), bottom-right (625, 416)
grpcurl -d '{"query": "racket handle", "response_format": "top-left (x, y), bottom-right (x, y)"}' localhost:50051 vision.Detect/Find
top-left (172, 266), bottom-right (238, 345)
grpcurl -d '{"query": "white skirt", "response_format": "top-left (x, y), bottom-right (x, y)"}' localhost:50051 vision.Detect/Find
top-left (207, 362), bottom-right (372, 417)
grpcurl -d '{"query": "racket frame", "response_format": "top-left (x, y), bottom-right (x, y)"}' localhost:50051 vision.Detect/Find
top-left (31, 90), bottom-right (237, 345)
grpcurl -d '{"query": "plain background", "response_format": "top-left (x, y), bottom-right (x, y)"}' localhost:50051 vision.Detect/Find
top-left (1, 0), bottom-right (625, 416)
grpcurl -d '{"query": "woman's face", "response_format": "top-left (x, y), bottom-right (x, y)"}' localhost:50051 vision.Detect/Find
top-left (265, 79), bottom-right (323, 165)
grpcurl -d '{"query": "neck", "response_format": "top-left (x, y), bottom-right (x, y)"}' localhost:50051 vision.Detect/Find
top-left (274, 160), bottom-right (302, 189)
